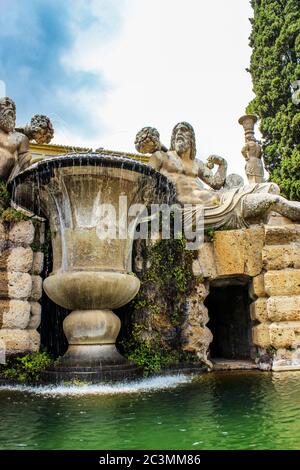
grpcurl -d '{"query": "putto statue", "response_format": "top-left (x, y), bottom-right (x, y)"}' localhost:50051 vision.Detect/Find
top-left (16, 114), bottom-right (54, 145)
top-left (0, 97), bottom-right (54, 184)
top-left (135, 121), bottom-right (300, 228)
top-left (239, 114), bottom-right (264, 184)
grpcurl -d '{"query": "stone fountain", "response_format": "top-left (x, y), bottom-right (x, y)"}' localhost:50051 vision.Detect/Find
top-left (10, 153), bottom-right (173, 382)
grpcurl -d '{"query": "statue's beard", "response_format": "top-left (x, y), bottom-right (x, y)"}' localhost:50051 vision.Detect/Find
top-left (175, 139), bottom-right (189, 155)
top-left (0, 113), bottom-right (15, 133)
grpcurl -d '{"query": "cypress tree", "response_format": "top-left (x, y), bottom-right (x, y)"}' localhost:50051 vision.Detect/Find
top-left (247, 0), bottom-right (300, 200)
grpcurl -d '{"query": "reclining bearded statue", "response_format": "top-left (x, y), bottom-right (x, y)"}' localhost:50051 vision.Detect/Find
top-left (135, 121), bottom-right (300, 229)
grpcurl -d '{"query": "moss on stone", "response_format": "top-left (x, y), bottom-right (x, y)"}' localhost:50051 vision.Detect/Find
top-left (0, 207), bottom-right (29, 223)
top-left (123, 236), bottom-right (201, 374)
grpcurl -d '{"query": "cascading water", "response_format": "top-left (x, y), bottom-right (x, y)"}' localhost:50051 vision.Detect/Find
top-left (10, 152), bottom-right (175, 382)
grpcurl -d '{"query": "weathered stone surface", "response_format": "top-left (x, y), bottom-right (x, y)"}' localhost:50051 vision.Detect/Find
top-left (213, 227), bottom-right (263, 277)
top-left (0, 272), bottom-right (32, 299)
top-left (8, 221), bottom-right (35, 245)
top-left (252, 323), bottom-right (271, 348)
top-left (0, 328), bottom-right (40, 354)
top-left (262, 244), bottom-right (300, 270)
top-left (265, 270), bottom-right (300, 297)
top-left (28, 301), bottom-right (41, 329)
top-left (267, 213), bottom-right (294, 226)
top-left (30, 275), bottom-right (43, 301)
top-left (250, 298), bottom-right (268, 323)
top-left (196, 243), bottom-right (217, 279)
top-left (249, 274), bottom-right (266, 299)
top-left (0, 299), bottom-right (30, 329)
top-left (0, 221), bottom-right (5, 242)
top-left (269, 322), bottom-right (299, 348)
top-left (181, 282), bottom-right (211, 366)
top-left (272, 347), bottom-right (300, 371)
top-left (244, 226), bottom-right (265, 276)
top-left (31, 251), bottom-right (44, 275)
top-left (214, 230), bottom-right (245, 275)
top-left (267, 296), bottom-right (300, 322)
top-left (182, 324), bottom-right (213, 367)
top-left (264, 224), bottom-right (300, 245)
top-left (7, 247), bottom-right (33, 272)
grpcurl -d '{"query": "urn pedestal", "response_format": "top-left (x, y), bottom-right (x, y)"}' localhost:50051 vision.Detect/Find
top-left (12, 154), bottom-right (172, 381)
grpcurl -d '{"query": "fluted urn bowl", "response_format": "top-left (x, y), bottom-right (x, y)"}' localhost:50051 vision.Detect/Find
top-left (11, 153), bottom-right (173, 370)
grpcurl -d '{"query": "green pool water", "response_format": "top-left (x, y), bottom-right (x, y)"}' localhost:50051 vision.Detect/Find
top-left (0, 371), bottom-right (300, 450)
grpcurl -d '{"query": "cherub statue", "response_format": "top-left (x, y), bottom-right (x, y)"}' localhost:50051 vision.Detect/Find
top-left (16, 114), bottom-right (54, 145)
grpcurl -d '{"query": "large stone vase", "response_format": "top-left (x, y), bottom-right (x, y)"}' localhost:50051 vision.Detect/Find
top-left (11, 154), bottom-right (172, 380)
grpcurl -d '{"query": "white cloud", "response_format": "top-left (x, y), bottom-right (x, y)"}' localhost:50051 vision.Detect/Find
top-left (59, 0), bottom-right (255, 177)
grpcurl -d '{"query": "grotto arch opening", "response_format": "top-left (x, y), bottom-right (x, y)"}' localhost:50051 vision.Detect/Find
top-left (205, 277), bottom-right (255, 361)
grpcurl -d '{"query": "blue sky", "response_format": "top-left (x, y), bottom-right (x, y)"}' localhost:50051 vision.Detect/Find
top-left (0, 0), bottom-right (122, 139)
top-left (0, 0), bottom-right (254, 175)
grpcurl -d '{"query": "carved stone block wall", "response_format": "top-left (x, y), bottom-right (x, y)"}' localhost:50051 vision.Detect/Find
top-left (196, 224), bottom-right (300, 371)
top-left (0, 220), bottom-right (44, 357)
top-left (252, 225), bottom-right (300, 370)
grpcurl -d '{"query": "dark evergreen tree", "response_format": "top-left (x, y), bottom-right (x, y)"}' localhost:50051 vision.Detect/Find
top-left (247, 0), bottom-right (300, 199)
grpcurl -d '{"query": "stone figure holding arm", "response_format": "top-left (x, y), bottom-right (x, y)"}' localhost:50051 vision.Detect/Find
top-left (135, 121), bottom-right (300, 228)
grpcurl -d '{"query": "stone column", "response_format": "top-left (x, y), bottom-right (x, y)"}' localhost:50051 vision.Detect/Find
top-left (0, 220), bottom-right (44, 358)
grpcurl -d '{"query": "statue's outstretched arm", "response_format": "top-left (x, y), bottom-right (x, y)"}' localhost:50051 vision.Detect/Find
top-left (198, 155), bottom-right (227, 190)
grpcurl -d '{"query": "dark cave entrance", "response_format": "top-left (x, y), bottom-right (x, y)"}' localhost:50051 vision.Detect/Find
top-left (205, 278), bottom-right (254, 360)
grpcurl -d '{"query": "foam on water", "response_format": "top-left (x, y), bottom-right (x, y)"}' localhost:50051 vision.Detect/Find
top-left (0, 374), bottom-right (192, 397)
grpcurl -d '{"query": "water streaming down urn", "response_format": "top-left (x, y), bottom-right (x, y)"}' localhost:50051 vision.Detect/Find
top-left (10, 153), bottom-right (174, 376)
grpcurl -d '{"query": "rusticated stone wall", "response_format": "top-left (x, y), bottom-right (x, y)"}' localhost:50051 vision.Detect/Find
top-left (0, 220), bottom-right (44, 357)
top-left (196, 222), bottom-right (300, 371)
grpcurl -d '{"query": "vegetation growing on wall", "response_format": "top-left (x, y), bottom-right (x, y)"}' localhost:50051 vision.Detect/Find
top-left (0, 352), bottom-right (53, 383)
top-left (247, 0), bottom-right (300, 200)
top-left (123, 237), bottom-right (201, 375)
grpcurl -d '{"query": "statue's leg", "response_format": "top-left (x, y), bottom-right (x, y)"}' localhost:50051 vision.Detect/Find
top-left (243, 194), bottom-right (300, 222)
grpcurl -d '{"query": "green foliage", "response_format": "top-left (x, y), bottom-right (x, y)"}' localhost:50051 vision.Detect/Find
top-left (0, 179), bottom-right (10, 207)
top-left (1, 352), bottom-right (52, 382)
top-left (266, 345), bottom-right (277, 356)
top-left (204, 228), bottom-right (215, 241)
top-left (123, 237), bottom-right (201, 374)
top-left (0, 207), bottom-right (29, 223)
top-left (125, 325), bottom-right (182, 375)
top-left (247, 0), bottom-right (300, 199)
